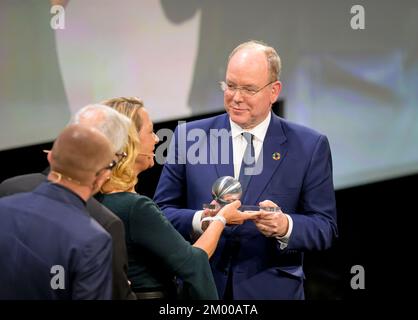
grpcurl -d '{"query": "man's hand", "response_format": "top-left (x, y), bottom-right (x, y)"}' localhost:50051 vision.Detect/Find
top-left (201, 200), bottom-right (220, 231)
top-left (254, 200), bottom-right (289, 238)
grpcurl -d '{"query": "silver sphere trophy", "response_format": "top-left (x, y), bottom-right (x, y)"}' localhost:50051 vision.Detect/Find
top-left (212, 176), bottom-right (242, 205)
top-left (203, 176), bottom-right (279, 212)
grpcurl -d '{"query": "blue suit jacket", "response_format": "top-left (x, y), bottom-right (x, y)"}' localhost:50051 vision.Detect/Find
top-left (0, 182), bottom-right (112, 300)
top-left (154, 113), bottom-right (337, 299)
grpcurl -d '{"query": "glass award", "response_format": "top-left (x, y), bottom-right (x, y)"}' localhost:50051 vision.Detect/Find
top-left (203, 176), bottom-right (279, 213)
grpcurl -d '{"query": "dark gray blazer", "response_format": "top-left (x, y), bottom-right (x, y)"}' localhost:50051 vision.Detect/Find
top-left (0, 173), bottom-right (136, 300)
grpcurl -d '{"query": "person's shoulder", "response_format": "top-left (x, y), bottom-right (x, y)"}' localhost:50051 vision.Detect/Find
top-left (59, 205), bottom-right (111, 244)
top-left (0, 190), bottom-right (33, 209)
top-left (0, 173), bottom-right (45, 196)
top-left (2, 190), bottom-right (109, 243)
top-left (128, 194), bottom-right (165, 220)
top-left (279, 117), bottom-right (324, 139)
top-left (131, 194), bottom-right (158, 210)
top-left (1, 172), bottom-right (45, 184)
top-left (36, 186), bottom-right (107, 236)
top-left (275, 116), bottom-right (331, 155)
top-left (276, 116), bottom-right (328, 149)
top-left (177, 113), bottom-right (227, 130)
top-left (87, 196), bottom-right (121, 228)
top-left (0, 181), bottom-right (49, 208)
top-left (110, 192), bottom-right (153, 205)
top-left (60, 214), bottom-right (111, 255)
top-left (101, 192), bottom-right (156, 211)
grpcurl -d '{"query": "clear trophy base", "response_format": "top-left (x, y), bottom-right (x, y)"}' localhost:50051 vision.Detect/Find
top-left (205, 176), bottom-right (280, 214)
top-left (203, 203), bottom-right (280, 213)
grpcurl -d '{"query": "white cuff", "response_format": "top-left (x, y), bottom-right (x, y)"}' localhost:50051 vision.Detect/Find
top-left (276, 214), bottom-right (293, 250)
top-left (192, 210), bottom-right (204, 235)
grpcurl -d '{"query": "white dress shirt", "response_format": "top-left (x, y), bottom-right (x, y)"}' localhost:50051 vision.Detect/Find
top-left (229, 111), bottom-right (271, 180)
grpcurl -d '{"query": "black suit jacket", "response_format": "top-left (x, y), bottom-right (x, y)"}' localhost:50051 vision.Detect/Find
top-left (0, 173), bottom-right (136, 300)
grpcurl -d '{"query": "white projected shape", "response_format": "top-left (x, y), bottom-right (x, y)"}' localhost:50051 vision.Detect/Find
top-left (55, 0), bottom-right (200, 121)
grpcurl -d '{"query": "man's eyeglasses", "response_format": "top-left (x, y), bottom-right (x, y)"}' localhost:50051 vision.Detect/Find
top-left (96, 152), bottom-right (127, 176)
top-left (44, 151), bottom-right (127, 164)
top-left (96, 159), bottom-right (117, 176)
top-left (219, 80), bottom-right (275, 97)
top-left (116, 151), bottom-right (127, 162)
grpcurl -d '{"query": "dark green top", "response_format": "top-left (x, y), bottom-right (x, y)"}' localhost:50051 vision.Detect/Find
top-left (98, 192), bottom-right (218, 300)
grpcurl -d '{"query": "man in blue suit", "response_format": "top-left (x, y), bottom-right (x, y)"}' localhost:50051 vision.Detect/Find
top-left (154, 40), bottom-right (338, 299)
top-left (0, 124), bottom-right (115, 299)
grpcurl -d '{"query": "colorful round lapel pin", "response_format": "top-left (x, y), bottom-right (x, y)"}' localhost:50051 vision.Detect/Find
top-left (272, 152), bottom-right (281, 160)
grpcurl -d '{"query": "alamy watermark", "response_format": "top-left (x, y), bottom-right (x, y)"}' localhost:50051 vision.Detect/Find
top-left (50, 265), bottom-right (65, 290)
top-left (50, 5), bottom-right (65, 30)
top-left (350, 264), bottom-right (365, 290)
top-left (154, 122), bottom-right (264, 176)
top-left (350, 5), bottom-right (365, 30)
top-left (50, 5), bottom-right (366, 33)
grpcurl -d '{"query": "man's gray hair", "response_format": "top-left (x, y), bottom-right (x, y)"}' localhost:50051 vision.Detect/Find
top-left (70, 104), bottom-right (131, 154)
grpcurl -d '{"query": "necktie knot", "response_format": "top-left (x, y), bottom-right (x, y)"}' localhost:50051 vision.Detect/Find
top-left (242, 132), bottom-right (253, 145)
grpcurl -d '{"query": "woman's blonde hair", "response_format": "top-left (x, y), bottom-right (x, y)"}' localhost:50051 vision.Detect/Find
top-left (100, 97), bottom-right (144, 193)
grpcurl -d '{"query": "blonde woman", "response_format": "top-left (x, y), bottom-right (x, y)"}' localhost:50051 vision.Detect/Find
top-left (97, 97), bottom-right (257, 299)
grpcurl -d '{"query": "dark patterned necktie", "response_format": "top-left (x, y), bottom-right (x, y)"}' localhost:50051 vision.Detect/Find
top-left (238, 132), bottom-right (255, 195)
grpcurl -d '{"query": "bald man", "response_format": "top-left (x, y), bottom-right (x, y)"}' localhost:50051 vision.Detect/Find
top-left (0, 125), bottom-right (116, 299)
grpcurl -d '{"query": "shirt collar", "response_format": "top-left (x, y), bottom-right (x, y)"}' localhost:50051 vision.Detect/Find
top-left (229, 111), bottom-right (271, 142)
top-left (53, 183), bottom-right (87, 206)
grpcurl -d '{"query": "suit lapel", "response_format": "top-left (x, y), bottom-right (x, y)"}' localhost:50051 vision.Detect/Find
top-left (242, 114), bottom-right (288, 204)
